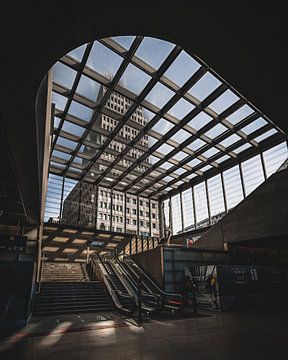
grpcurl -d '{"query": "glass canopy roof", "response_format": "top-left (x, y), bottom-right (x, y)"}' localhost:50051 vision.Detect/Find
top-left (49, 36), bottom-right (287, 199)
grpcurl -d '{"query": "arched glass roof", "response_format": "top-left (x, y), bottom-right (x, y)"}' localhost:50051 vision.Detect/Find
top-left (49, 36), bottom-right (287, 199)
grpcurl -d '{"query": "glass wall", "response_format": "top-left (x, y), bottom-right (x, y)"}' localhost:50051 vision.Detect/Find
top-left (194, 182), bottom-right (209, 228)
top-left (263, 142), bottom-right (288, 177)
top-left (171, 194), bottom-right (182, 234)
top-left (44, 176), bottom-right (160, 237)
top-left (182, 189), bottom-right (195, 231)
top-left (223, 165), bottom-right (244, 210)
top-left (241, 154), bottom-right (265, 196)
top-left (207, 174), bottom-right (225, 223)
top-left (168, 142), bottom-right (288, 235)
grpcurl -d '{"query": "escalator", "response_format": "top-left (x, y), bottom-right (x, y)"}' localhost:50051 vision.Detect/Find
top-left (88, 253), bottom-right (136, 314)
top-left (118, 254), bottom-right (183, 313)
top-left (101, 253), bottom-right (160, 314)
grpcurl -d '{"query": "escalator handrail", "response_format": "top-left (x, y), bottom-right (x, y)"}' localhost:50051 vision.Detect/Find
top-left (90, 253), bottom-right (136, 313)
top-left (104, 254), bottom-right (160, 312)
top-left (122, 254), bottom-right (183, 301)
top-left (110, 253), bottom-right (158, 301)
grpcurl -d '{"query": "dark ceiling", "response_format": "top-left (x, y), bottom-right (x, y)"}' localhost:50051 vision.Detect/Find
top-left (0, 2), bottom-right (287, 225)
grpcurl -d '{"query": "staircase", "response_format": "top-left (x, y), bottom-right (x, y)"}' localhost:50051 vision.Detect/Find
top-left (33, 262), bottom-right (112, 316)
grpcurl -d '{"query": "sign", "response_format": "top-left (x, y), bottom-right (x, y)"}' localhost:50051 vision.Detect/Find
top-left (186, 238), bottom-right (194, 248)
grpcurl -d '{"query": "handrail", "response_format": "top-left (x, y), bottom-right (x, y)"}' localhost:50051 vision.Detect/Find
top-left (90, 252), bottom-right (136, 314)
top-left (121, 254), bottom-right (183, 302)
top-left (95, 253), bottom-right (159, 313)
top-left (110, 253), bottom-right (157, 300)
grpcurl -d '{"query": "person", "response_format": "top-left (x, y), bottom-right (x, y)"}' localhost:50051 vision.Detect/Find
top-left (208, 273), bottom-right (218, 309)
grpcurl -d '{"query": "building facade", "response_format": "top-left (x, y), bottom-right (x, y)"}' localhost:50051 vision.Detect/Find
top-left (62, 86), bottom-right (160, 237)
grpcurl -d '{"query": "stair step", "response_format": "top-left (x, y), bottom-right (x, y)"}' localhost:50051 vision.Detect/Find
top-left (33, 307), bottom-right (112, 316)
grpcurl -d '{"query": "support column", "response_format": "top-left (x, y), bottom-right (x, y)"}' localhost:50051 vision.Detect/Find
top-left (124, 192), bottom-right (127, 234)
top-left (191, 187), bottom-right (197, 229)
top-left (95, 186), bottom-right (99, 229)
top-left (110, 189), bottom-right (113, 231)
top-left (239, 163), bottom-right (246, 198)
top-left (77, 182), bottom-right (82, 227)
top-left (169, 196), bottom-right (173, 234)
top-left (137, 195), bottom-right (140, 236)
top-left (260, 152), bottom-right (267, 180)
top-left (205, 180), bottom-right (211, 225)
top-left (220, 172), bottom-right (228, 213)
top-left (59, 176), bottom-right (65, 223)
top-left (149, 198), bottom-right (152, 238)
top-left (180, 192), bottom-right (184, 232)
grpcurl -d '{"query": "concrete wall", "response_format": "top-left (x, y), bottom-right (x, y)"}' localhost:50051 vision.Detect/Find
top-left (194, 169), bottom-right (288, 250)
top-left (131, 246), bottom-right (164, 288)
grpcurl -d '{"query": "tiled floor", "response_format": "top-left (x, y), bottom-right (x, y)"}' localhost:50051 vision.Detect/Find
top-left (1, 308), bottom-right (288, 360)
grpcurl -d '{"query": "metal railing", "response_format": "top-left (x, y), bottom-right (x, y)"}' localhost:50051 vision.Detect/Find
top-left (120, 254), bottom-right (183, 310)
top-left (89, 252), bottom-right (136, 314)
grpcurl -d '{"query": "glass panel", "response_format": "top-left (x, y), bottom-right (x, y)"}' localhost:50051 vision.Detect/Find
top-left (119, 63), bottom-right (151, 95)
top-left (182, 189), bottom-right (195, 231)
top-left (62, 121), bottom-right (85, 137)
top-left (44, 174), bottom-right (63, 223)
top-left (188, 72), bottom-right (221, 101)
top-left (241, 117), bottom-right (267, 135)
top-left (67, 44), bottom-right (86, 62)
top-left (205, 123), bottom-right (227, 139)
top-left (187, 138), bottom-right (206, 151)
top-left (160, 161), bottom-right (174, 170)
top-left (202, 147), bottom-right (220, 158)
top-left (254, 128), bottom-right (278, 143)
top-left (263, 142), bottom-right (288, 177)
top-left (134, 37), bottom-right (174, 69)
top-left (68, 101), bottom-right (94, 122)
top-left (187, 111), bottom-right (213, 131)
top-left (163, 199), bottom-right (170, 229)
top-left (241, 154), bottom-right (265, 195)
top-left (111, 36), bottom-right (136, 50)
top-left (147, 135), bottom-right (159, 146)
top-left (201, 164), bottom-right (213, 172)
top-left (152, 118), bottom-right (174, 134)
top-left (233, 142), bottom-right (252, 154)
top-left (157, 143), bottom-right (174, 155)
top-left (148, 155), bottom-right (160, 164)
top-left (52, 150), bottom-right (71, 161)
top-left (86, 41), bottom-right (123, 80)
top-left (164, 50), bottom-right (201, 87)
top-left (187, 158), bottom-right (202, 167)
top-left (53, 62), bottom-right (77, 89)
top-left (56, 136), bottom-right (78, 150)
top-left (172, 151), bottom-right (189, 162)
top-left (223, 165), bottom-right (244, 210)
top-left (53, 117), bottom-right (61, 129)
top-left (61, 178), bottom-right (80, 226)
top-left (226, 104), bottom-right (254, 125)
top-left (207, 174), bottom-right (225, 220)
top-left (52, 92), bottom-right (67, 111)
top-left (194, 182), bottom-right (209, 228)
top-left (170, 129), bottom-right (191, 143)
top-left (145, 82), bottom-right (175, 108)
top-left (79, 182), bottom-right (96, 228)
top-left (215, 154), bottom-right (230, 163)
top-left (208, 89), bottom-right (239, 114)
top-left (76, 75), bottom-right (102, 102)
top-left (219, 133), bottom-right (242, 148)
top-left (174, 167), bottom-right (186, 176)
top-left (167, 98), bottom-right (195, 119)
top-left (171, 194), bottom-right (182, 234)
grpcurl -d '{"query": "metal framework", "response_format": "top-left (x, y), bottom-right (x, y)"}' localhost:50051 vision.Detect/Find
top-left (49, 35), bottom-right (287, 205)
